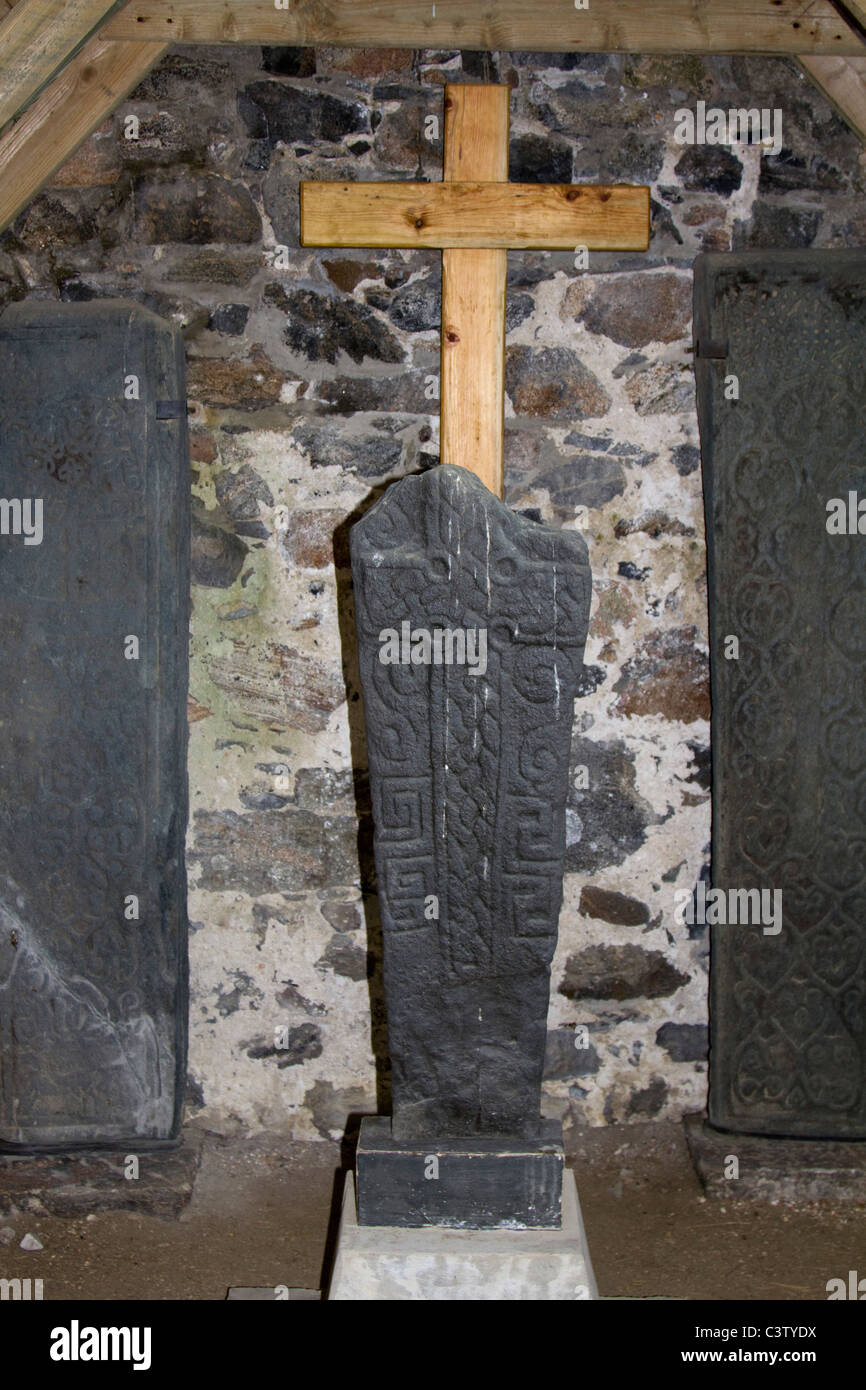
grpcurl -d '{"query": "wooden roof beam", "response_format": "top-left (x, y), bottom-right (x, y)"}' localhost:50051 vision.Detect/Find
top-left (800, 54), bottom-right (866, 141)
top-left (102, 0), bottom-right (866, 55)
top-left (0, 0), bottom-right (130, 129)
top-left (0, 33), bottom-right (166, 233)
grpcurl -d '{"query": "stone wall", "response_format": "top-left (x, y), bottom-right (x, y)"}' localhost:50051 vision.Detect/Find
top-left (3, 45), bottom-right (863, 1141)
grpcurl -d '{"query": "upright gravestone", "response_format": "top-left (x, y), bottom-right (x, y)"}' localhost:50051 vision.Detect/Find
top-left (350, 465), bottom-right (591, 1229)
top-left (0, 300), bottom-right (190, 1150)
top-left (310, 81), bottom-right (648, 1295)
top-left (695, 250), bottom-right (866, 1140)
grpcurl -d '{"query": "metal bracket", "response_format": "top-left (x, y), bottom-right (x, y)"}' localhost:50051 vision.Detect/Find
top-left (156, 400), bottom-right (188, 420)
top-left (695, 339), bottom-right (729, 360)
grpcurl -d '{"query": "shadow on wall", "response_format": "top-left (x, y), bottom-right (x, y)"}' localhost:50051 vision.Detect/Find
top-left (333, 481), bottom-right (393, 1118)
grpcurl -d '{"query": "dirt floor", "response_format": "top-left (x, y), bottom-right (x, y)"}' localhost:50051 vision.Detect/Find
top-left (0, 1121), bottom-right (862, 1300)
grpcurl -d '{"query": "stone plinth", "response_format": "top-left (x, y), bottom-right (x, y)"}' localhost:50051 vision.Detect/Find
top-left (328, 1167), bottom-right (597, 1301)
top-left (0, 1130), bottom-right (202, 1219)
top-left (685, 1113), bottom-right (866, 1203)
top-left (356, 1115), bottom-right (563, 1228)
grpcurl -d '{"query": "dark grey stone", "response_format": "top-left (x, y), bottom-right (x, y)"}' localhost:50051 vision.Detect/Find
top-left (543, 1029), bottom-right (600, 1081)
top-left (567, 739), bottom-right (653, 867)
top-left (506, 293), bottom-right (535, 333)
top-left (208, 303), bottom-right (250, 336)
top-left (191, 507), bottom-right (248, 588)
top-left (617, 561), bottom-right (649, 581)
top-left (534, 456), bottom-right (627, 509)
top-left (352, 466), bottom-right (590, 1148)
top-left (566, 735), bottom-right (654, 874)
top-left (320, 901), bottom-right (361, 933)
top-left (239, 791), bottom-right (289, 811)
top-left (559, 944), bottom-right (689, 1001)
top-left (0, 300), bottom-right (189, 1151)
top-left (356, 1116), bottom-right (564, 1229)
top-left (672, 442), bottom-right (701, 476)
top-left (387, 275), bottom-right (441, 333)
top-left (259, 47), bottom-right (316, 78)
top-left (626, 1077), bottom-right (668, 1118)
top-left (759, 150), bottom-right (847, 196)
top-left (214, 463), bottom-right (273, 535)
top-left (134, 174), bottom-right (261, 245)
top-left (239, 81), bottom-right (368, 146)
top-left (290, 420), bottom-right (404, 476)
top-left (649, 196), bottom-right (685, 248)
top-left (271, 286), bottom-right (403, 365)
top-left (510, 132), bottom-right (573, 185)
top-left (602, 132), bottom-right (665, 185)
top-left (656, 1023), bottom-right (708, 1063)
top-left (316, 370), bottom-right (431, 415)
top-left (575, 663), bottom-right (606, 697)
top-left (316, 936), bottom-right (369, 981)
top-left (686, 740), bottom-right (711, 792)
top-left (695, 250), bottom-right (866, 1138)
top-left (246, 1022), bottom-right (323, 1067)
top-left (461, 51), bottom-right (501, 81)
top-left (732, 203), bottom-right (822, 249)
top-left (674, 146), bottom-right (743, 197)
top-left (579, 886), bottom-right (650, 927)
top-left (130, 52), bottom-right (232, 100)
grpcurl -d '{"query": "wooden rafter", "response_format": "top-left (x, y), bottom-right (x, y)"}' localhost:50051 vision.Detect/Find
top-left (0, 33), bottom-right (166, 233)
top-left (801, 54), bottom-right (866, 140)
top-left (833, 0), bottom-right (866, 33)
top-left (102, 0), bottom-right (866, 54)
top-left (0, 0), bottom-right (128, 129)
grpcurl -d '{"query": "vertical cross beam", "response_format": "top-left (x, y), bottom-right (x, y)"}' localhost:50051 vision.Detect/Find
top-left (441, 85), bottom-right (508, 496)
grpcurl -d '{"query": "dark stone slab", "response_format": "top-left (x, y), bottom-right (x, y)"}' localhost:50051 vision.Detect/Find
top-left (0, 300), bottom-right (190, 1151)
top-left (694, 251), bottom-right (866, 1139)
top-left (684, 1113), bottom-right (866, 1203)
top-left (0, 1129), bottom-right (203, 1219)
top-left (351, 465), bottom-right (590, 1149)
top-left (356, 1116), bottom-right (563, 1229)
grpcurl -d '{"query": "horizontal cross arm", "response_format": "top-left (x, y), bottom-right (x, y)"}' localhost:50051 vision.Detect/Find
top-left (300, 181), bottom-right (650, 251)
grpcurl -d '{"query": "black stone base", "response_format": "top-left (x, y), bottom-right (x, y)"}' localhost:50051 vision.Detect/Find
top-left (0, 1129), bottom-right (203, 1219)
top-left (356, 1116), bottom-right (564, 1229)
top-left (684, 1113), bottom-right (866, 1203)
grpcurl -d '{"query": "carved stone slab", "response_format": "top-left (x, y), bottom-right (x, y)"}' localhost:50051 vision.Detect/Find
top-left (352, 465), bottom-right (590, 1146)
top-left (0, 300), bottom-right (190, 1150)
top-left (695, 250), bottom-right (866, 1138)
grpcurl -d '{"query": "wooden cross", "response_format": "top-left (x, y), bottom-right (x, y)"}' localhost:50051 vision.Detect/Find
top-left (300, 84), bottom-right (650, 498)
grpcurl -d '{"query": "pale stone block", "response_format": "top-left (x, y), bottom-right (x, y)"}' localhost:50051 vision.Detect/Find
top-left (328, 1167), bottom-right (597, 1301)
